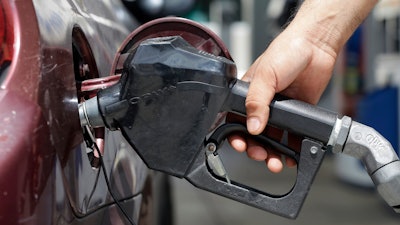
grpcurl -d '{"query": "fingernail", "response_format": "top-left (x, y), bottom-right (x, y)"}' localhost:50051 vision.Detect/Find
top-left (247, 117), bottom-right (260, 133)
top-left (268, 158), bottom-right (283, 173)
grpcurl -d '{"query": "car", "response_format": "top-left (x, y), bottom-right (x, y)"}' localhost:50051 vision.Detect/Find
top-left (0, 0), bottom-right (187, 224)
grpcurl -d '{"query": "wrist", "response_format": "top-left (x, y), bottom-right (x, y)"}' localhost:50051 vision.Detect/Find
top-left (287, 0), bottom-right (377, 57)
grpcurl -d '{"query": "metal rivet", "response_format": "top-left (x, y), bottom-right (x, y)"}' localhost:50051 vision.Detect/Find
top-left (310, 146), bottom-right (318, 155)
top-left (206, 143), bottom-right (217, 152)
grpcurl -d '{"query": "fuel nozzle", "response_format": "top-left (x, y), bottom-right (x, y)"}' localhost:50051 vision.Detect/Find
top-left (78, 30), bottom-right (400, 218)
top-left (78, 35), bottom-right (328, 219)
top-left (80, 35), bottom-right (237, 176)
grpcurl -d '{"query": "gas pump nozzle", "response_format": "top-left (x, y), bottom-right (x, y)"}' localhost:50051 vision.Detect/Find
top-left (79, 35), bottom-right (400, 218)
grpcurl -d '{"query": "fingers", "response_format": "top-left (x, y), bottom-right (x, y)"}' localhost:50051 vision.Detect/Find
top-left (285, 157), bottom-right (297, 168)
top-left (247, 139), bottom-right (284, 173)
top-left (230, 138), bottom-right (295, 173)
top-left (234, 137), bottom-right (290, 173)
top-left (228, 134), bottom-right (247, 153)
top-left (229, 134), bottom-right (269, 162)
top-left (246, 139), bottom-right (268, 161)
top-left (227, 116), bottom-right (298, 172)
top-left (265, 151), bottom-right (284, 173)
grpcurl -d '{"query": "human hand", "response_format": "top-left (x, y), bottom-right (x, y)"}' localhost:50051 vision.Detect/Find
top-left (228, 26), bottom-right (336, 173)
top-left (227, 0), bottom-right (376, 173)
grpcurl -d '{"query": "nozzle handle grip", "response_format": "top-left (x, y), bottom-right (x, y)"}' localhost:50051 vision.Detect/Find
top-left (225, 79), bottom-right (338, 144)
top-left (186, 138), bottom-right (326, 219)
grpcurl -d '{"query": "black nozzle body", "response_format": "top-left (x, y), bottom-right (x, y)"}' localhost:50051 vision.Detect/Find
top-left (97, 36), bottom-right (237, 177)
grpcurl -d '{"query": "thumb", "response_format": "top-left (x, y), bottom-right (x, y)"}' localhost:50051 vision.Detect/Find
top-left (244, 33), bottom-right (312, 135)
top-left (243, 57), bottom-right (277, 135)
top-left (243, 37), bottom-right (310, 135)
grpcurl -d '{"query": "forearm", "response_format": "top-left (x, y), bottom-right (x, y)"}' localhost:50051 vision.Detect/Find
top-left (288, 0), bottom-right (378, 58)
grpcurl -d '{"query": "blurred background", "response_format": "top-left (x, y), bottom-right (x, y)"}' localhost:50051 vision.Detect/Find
top-left (122, 0), bottom-right (400, 224)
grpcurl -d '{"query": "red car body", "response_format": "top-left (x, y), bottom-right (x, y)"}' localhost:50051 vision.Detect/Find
top-left (0, 0), bottom-right (171, 224)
